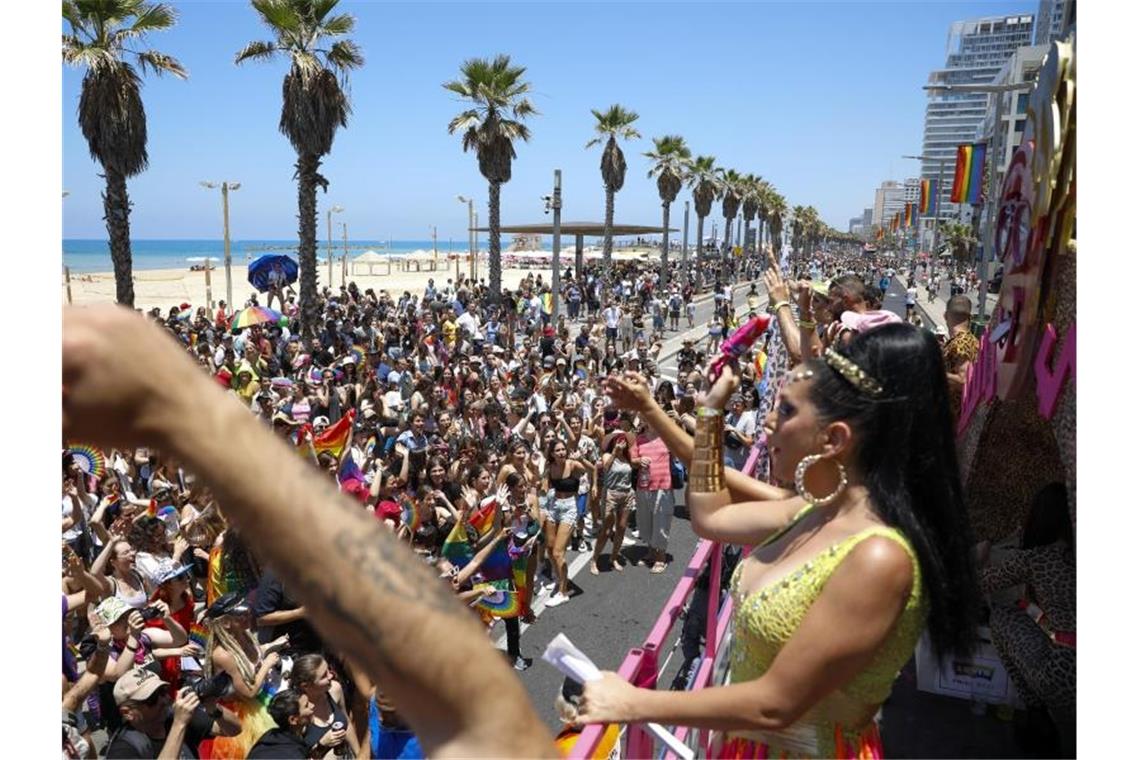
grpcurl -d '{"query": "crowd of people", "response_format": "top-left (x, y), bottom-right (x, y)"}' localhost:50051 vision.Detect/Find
top-left (61, 243), bottom-right (1071, 758)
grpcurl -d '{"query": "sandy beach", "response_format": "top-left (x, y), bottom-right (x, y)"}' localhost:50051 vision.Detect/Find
top-left (61, 248), bottom-right (666, 311)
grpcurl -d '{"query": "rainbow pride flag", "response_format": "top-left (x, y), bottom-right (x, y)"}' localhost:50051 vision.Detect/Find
top-left (468, 497), bottom-right (498, 538)
top-left (188, 623), bottom-right (209, 650)
top-left (441, 520), bottom-right (474, 568)
top-left (919, 179), bottom-right (936, 214)
top-left (903, 203), bottom-right (912, 228)
top-left (950, 142), bottom-right (987, 205)
top-left (337, 456), bottom-right (366, 491)
top-left (312, 410), bottom-right (355, 458)
top-left (401, 499), bottom-right (421, 534)
top-left (541, 292), bottom-right (554, 316)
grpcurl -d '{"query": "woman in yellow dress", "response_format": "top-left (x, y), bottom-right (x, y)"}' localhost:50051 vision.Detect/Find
top-left (581, 324), bottom-right (981, 758)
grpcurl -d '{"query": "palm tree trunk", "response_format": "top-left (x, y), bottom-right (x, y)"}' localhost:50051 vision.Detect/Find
top-left (721, 217), bottom-right (732, 283)
top-left (488, 180), bottom-right (502, 304)
top-left (296, 153), bottom-right (321, 337)
top-left (695, 215), bottom-right (705, 291)
top-left (102, 166), bottom-right (135, 307)
top-left (602, 187), bottom-right (615, 288)
top-left (660, 201), bottom-right (670, 288)
top-left (742, 218), bottom-right (752, 274)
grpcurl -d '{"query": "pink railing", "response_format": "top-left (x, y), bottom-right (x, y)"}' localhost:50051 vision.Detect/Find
top-left (568, 538), bottom-right (734, 760)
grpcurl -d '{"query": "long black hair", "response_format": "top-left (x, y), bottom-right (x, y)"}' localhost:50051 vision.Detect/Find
top-left (804, 322), bottom-right (981, 661)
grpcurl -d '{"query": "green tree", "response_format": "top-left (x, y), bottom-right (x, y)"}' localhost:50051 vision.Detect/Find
top-left (235, 0), bottom-right (363, 336)
top-left (739, 174), bottom-right (761, 267)
top-left (586, 104), bottom-right (640, 288)
top-left (718, 168), bottom-right (743, 280)
top-left (686, 155), bottom-right (722, 291)
top-left (644, 135), bottom-right (691, 288)
top-left (63, 0), bottom-right (187, 307)
top-left (939, 221), bottom-right (977, 266)
top-left (767, 192), bottom-right (787, 261)
top-left (444, 55), bottom-right (537, 304)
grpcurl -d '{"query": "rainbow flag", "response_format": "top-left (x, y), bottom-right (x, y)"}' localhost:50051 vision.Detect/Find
top-left (441, 520), bottom-right (474, 568)
top-left (540, 292), bottom-right (554, 316)
top-left (337, 456), bottom-right (366, 491)
top-left (903, 203), bottom-right (912, 228)
top-left (472, 579), bottom-right (522, 618)
top-left (480, 542), bottom-right (514, 582)
top-left (206, 545), bottom-right (226, 606)
top-left (876, 227), bottom-right (884, 241)
top-left (919, 179), bottom-right (936, 214)
top-left (146, 499), bottom-right (158, 518)
top-left (468, 496), bottom-right (498, 538)
top-left (950, 142), bottom-right (987, 205)
top-left (890, 213), bottom-right (899, 232)
top-left (188, 623), bottom-right (209, 650)
top-left (401, 499), bottom-right (421, 534)
top-left (312, 410), bottom-right (355, 458)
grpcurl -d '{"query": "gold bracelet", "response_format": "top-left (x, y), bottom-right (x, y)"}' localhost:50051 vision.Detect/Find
top-left (769, 300), bottom-right (791, 314)
top-left (689, 414), bottom-right (725, 493)
top-left (696, 406), bottom-right (723, 417)
top-left (797, 320), bottom-right (817, 330)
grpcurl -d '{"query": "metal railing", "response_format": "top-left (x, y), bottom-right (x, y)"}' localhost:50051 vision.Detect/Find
top-left (568, 539), bottom-right (735, 760)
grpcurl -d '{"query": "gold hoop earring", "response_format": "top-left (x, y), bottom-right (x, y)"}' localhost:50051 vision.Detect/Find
top-left (794, 453), bottom-right (847, 507)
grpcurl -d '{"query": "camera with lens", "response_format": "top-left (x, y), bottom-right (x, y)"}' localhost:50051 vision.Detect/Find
top-left (181, 672), bottom-right (232, 701)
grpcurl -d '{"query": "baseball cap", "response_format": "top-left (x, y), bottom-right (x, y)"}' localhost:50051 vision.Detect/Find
top-left (543, 356), bottom-right (555, 368)
top-left (312, 415), bottom-right (330, 428)
top-left (94, 597), bottom-right (134, 627)
top-left (114, 667), bottom-right (168, 706)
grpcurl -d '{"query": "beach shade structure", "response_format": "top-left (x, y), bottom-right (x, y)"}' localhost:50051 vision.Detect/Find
top-left (247, 254), bottom-right (299, 293)
top-left (231, 305), bottom-right (282, 331)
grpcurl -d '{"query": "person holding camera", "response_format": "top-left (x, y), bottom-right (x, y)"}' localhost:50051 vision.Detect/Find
top-left (105, 666), bottom-right (240, 759)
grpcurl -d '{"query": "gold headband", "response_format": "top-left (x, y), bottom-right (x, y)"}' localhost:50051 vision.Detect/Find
top-left (824, 348), bottom-right (884, 397)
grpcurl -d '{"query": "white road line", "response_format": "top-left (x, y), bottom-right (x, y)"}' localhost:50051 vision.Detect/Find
top-left (493, 543), bottom-right (596, 648)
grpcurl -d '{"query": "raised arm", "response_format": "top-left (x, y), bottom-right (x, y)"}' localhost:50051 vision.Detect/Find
top-left (603, 372), bottom-right (792, 504)
top-left (62, 306), bottom-right (553, 759)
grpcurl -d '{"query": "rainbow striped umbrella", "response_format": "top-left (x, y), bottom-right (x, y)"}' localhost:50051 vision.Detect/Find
top-left (230, 306), bottom-right (281, 331)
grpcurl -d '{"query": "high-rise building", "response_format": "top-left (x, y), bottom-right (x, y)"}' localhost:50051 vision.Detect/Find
top-left (848, 216), bottom-right (864, 235)
top-left (977, 44), bottom-right (1049, 192)
top-left (920, 14), bottom-right (1035, 222)
top-left (862, 208), bottom-right (873, 238)
top-left (1034, 0), bottom-right (1069, 44)
top-left (871, 180), bottom-right (916, 228)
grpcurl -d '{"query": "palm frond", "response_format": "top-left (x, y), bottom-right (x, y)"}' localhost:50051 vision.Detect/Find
top-left (118, 2), bottom-right (178, 37)
top-left (135, 49), bottom-right (187, 78)
top-left (326, 39), bottom-right (363, 71)
top-left (234, 40), bottom-right (280, 65)
top-left (448, 110), bottom-right (481, 135)
top-left (251, 0), bottom-right (302, 36)
top-left (442, 80), bottom-right (472, 98)
top-left (319, 12), bottom-right (355, 37)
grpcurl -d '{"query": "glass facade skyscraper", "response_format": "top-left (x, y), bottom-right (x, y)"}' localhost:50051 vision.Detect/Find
top-left (920, 14), bottom-right (1035, 221)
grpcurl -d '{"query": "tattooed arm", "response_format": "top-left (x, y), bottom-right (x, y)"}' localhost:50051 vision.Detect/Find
top-left (62, 307), bottom-right (554, 759)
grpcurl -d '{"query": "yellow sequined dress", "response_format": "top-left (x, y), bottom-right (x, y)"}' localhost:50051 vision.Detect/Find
top-left (718, 525), bottom-right (927, 759)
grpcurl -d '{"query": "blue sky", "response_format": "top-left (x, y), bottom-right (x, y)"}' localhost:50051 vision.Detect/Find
top-left (62, 0), bottom-right (1037, 241)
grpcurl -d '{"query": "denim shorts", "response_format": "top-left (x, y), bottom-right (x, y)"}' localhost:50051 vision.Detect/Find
top-left (543, 495), bottom-right (578, 527)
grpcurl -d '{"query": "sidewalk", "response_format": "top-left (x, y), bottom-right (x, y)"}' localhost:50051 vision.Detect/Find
top-left (897, 274), bottom-right (977, 332)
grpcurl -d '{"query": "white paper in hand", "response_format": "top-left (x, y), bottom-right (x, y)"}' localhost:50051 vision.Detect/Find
top-left (542, 633), bottom-right (695, 760)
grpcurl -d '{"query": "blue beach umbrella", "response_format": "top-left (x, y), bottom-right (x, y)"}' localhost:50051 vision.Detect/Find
top-left (247, 254), bottom-right (299, 293)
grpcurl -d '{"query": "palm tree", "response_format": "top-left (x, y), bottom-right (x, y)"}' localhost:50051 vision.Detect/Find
top-left (755, 180), bottom-right (775, 259)
top-left (739, 174), bottom-right (760, 264)
top-left (444, 55), bottom-right (537, 304)
top-left (768, 192), bottom-right (788, 262)
top-left (586, 105), bottom-right (640, 288)
top-left (63, 0), bottom-right (187, 307)
top-left (939, 221), bottom-right (976, 265)
top-left (791, 205), bottom-right (806, 261)
top-left (686, 155), bottom-right (721, 291)
top-left (644, 135), bottom-right (691, 288)
top-left (718, 169), bottom-right (743, 281)
top-left (235, 0), bottom-right (363, 336)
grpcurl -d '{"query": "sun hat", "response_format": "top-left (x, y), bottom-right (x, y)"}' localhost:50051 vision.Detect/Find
top-left (94, 597), bottom-right (134, 627)
top-left (114, 667), bottom-right (169, 706)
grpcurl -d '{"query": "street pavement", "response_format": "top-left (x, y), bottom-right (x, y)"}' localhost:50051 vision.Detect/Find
top-left (498, 277), bottom-right (1031, 756)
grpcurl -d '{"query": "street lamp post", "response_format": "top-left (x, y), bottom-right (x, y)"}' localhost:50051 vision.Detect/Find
top-left (545, 170), bottom-right (563, 320)
top-left (682, 200), bottom-right (690, 272)
top-left (457, 196), bottom-right (474, 285)
top-left (327, 205), bottom-right (344, 291)
top-left (200, 180), bottom-right (241, 309)
top-left (341, 222), bottom-right (349, 286)
top-left (923, 81), bottom-right (1034, 319)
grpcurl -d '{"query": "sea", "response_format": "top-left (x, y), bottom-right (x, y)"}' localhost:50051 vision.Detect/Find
top-left (61, 239), bottom-right (525, 274)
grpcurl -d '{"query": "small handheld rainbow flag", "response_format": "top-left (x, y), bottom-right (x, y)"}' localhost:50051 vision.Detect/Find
top-left (337, 456), bottom-right (366, 492)
top-left (188, 623), bottom-right (209, 650)
top-left (441, 520), bottom-right (474, 567)
top-left (401, 498), bottom-right (422, 534)
top-left (468, 497), bottom-right (498, 537)
top-left (472, 579), bottom-right (522, 618)
top-left (312, 410), bottom-right (355, 458)
top-left (950, 142), bottom-right (987, 205)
